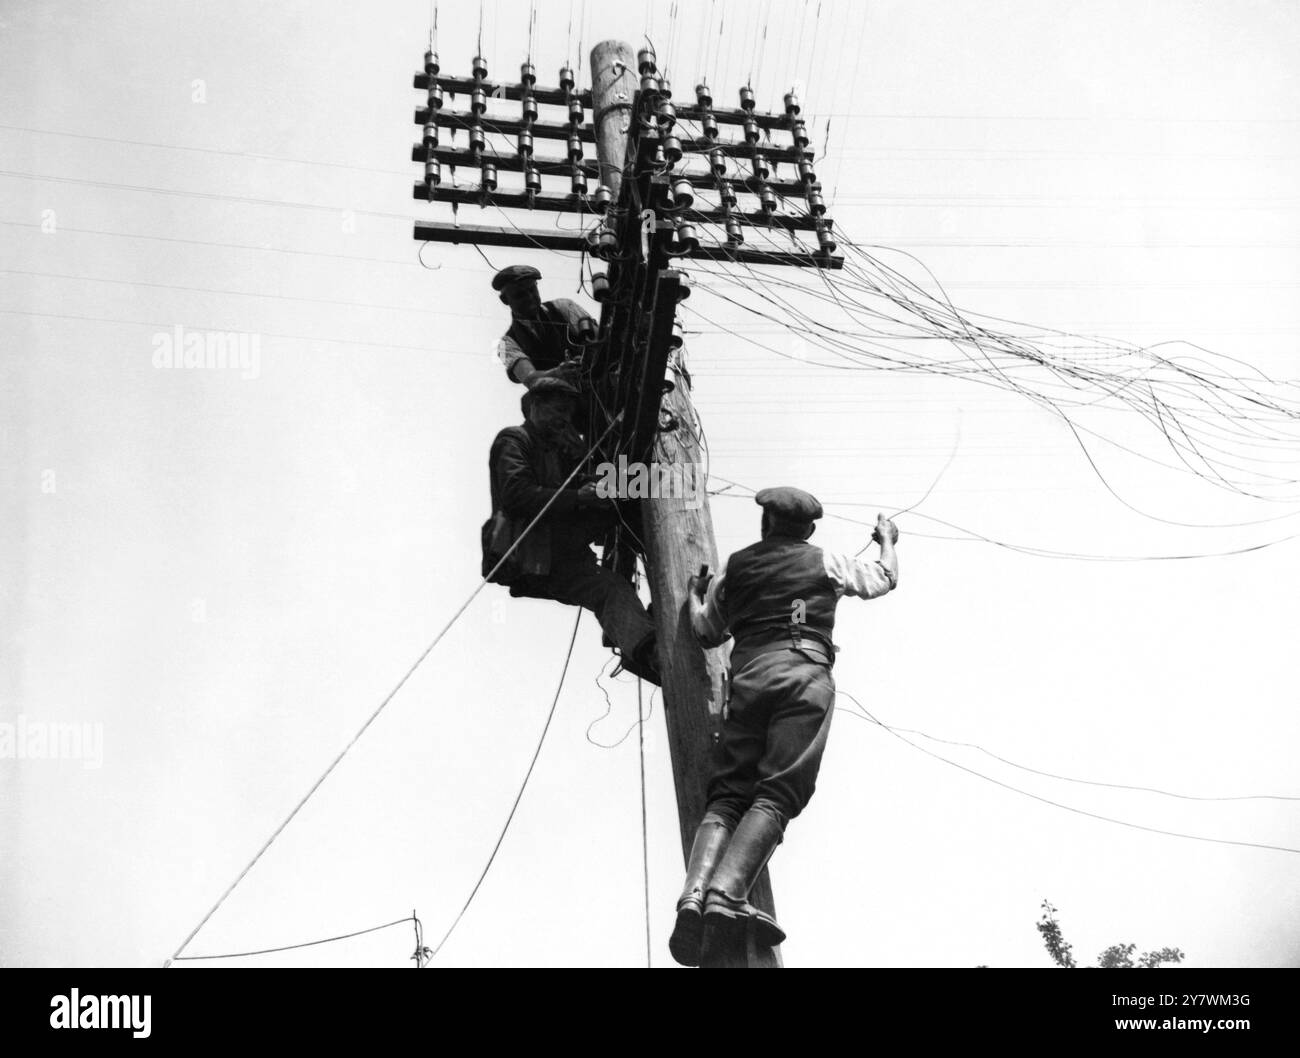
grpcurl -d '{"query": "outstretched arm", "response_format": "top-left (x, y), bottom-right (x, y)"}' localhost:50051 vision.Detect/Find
top-left (874, 514), bottom-right (900, 588)
top-left (824, 515), bottom-right (900, 599)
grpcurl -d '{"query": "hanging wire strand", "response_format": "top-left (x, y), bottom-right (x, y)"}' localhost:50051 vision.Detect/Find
top-left (166, 415), bottom-right (623, 965)
top-left (637, 676), bottom-right (652, 968)
top-left (666, 188), bottom-right (1300, 517)
top-left (838, 692), bottom-right (1300, 803)
top-left (708, 471), bottom-right (1300, 563)
top-left (171, 914), bottom-right (416, 963)
top-left (428, 609), bottom-right (583, 960)
top-left (838, 693), bottom-right (1300, 855)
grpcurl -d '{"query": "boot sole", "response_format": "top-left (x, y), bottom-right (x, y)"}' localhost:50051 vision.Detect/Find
top-left (700, 910), bottom-right (747, 964)
top-left (703, 906), bottom-right (786, 950)
top-left (668, 908), bottom-right (703, 967)
top-left (752, 912), bottom-right (786, 948)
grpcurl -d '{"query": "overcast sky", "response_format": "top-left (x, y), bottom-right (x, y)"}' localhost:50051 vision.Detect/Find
top-left (2, 0), bottom-right (1298, 969)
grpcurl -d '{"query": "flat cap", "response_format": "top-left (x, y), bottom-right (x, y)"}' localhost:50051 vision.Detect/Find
top-left (755, 486), bottom-right (823, 522)
top-left (521, 375), bottom-right (581, 415)
top-left (492, 264), bottom-right (542, 291)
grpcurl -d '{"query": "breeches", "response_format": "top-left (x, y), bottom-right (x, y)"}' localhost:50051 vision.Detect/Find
top-left (704, 648), bottom-right (836, 834)
top-left (513, 554), bottom-right (654, 657)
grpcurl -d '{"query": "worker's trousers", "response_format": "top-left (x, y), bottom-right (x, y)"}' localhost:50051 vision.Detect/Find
top-left (703, 646), bottom-right (837, 834)
top-left (512, 549), bottom-right (655, 660)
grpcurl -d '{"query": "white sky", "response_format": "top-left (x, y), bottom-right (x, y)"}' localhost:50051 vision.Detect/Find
top-left (2, 0), bottom-right (1298, 969)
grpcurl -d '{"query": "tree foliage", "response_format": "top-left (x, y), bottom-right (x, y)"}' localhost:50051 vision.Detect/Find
top-left (1037, 901), bottom-right (1184, 969)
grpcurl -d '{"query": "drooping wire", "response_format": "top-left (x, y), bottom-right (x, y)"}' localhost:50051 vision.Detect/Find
top-left (708, 471), bottom-right (1300, 563)
top-left (427, 609), bottom-right (583, 961)
top-left (417, 240), bottom-right (443, 271)
top-left (170, 914), bottom-right (418, 964)
top-left (588, 659), bottom-right (659, 749)
top-left (839, 693), bottom-right (1300, 856)
top-left (674, 210), bottom-right (1300, 514)
top-left (838, 692), bottom-right (1300, 803)
top-left (637, 676), bottom-right (652, 969)
top-left (166, 416), bottom-right (623, 965)
top-left (471, 242), bottom-right (499, 272)
top-left (849, 419), bottom-right (961, 558)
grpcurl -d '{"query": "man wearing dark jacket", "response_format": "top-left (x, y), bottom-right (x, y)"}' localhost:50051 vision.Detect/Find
top-left (667, 486), bottom-right (899, 965)
top-left (483, 377), bottom-right (659, 684)
top-left (492, 265), bottom-right (595, 389)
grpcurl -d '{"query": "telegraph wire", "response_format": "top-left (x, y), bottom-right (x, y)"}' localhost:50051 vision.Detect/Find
top-left (167, 416), bottom-right (622, 965)
top-left (0, 267), bottom-right (488, 318)
top-left (0, 219), bottom-right (416, 268)
top-left (837, 694), bottom-right (1300, 803)
top-left (427, 609), bottom-right (582, 962)
top-left (0, 169), bottom-right (413, 222)
top-left (706, 473), bottom-right (1300, 562)
top-left (682, 239), bottom-right (1300, 509)
top-left (171, 914), bottom-right (418, 963)
top-left (0, 123), bottom-right (411, 178)
top-left (637, 675), bottom-right (652, 969)
top-left (587, 662), bottom-right (659, 750)
top-left (838, 693), bottom-right (1300, 856)
top-left (0, 307), bottom-right (485, 358)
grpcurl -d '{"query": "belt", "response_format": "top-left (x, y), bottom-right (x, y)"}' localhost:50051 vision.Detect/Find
top-left (730, 625), bottom-right (836, 671)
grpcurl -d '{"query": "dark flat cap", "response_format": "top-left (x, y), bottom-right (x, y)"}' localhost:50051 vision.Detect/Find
top-left (521, 375), bottom-right (581, 415)
top-left (492, 264), bottom-right (542, 291)
top-left (755, 486), bottom-right (823, 522)
top-left (528, 376), bottom-right (580, 400)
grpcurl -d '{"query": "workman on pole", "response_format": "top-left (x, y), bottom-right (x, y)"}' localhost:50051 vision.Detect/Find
top-left (492, 265), bottom-right (595, 389)
top-left (668, 487), bottom-right (899, 965)
top-left (482, 376), bottom-right (660, 685)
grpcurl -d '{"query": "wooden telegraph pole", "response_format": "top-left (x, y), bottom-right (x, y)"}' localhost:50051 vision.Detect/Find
top-left (411, 36), bottom-right (841, 968)
top-left (589, 39), bottom-right (780, 969)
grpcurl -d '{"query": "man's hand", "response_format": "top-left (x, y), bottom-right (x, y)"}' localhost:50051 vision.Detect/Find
top-left (872, 513), bottom-right (900, 546)
top-left (688, 572), bottom-right (712, 602)
top-left (546, 360), bottom-right (582, 384)
top-left (520, 359), bottom-right (582, 388)
top-left (576, 481), bottom-right (611, 509)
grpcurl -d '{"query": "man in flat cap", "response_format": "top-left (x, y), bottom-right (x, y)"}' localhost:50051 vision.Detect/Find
top-left (666, 487), bottom-right (899, 965)
top-left (492, 265), bottom-right (596, 390)
top-left (482, 376), bottom-right (660, 684)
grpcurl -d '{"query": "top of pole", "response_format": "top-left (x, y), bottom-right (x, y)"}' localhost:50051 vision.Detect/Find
top-left (589, 40), bottom-right (637, 199)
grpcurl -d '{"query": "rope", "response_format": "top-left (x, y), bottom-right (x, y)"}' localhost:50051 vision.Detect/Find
top-left (428, 609), bottom-right (583, 960)
top-left (166, 415), bottom-right (622, 966)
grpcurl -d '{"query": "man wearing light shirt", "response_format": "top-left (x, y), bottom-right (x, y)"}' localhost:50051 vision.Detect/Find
top-left (491, 264), bottom-right (594, 389)
top-left (668, 486), bottom-right (900, 966)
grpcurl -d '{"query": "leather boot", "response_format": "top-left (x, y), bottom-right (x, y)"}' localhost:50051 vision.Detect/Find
top-left (702, 808), bottom-right (787, 953)
top-left (615, 633), bottom-right (661, 686)
top-left (668, 820), bottom-right (731, 967)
